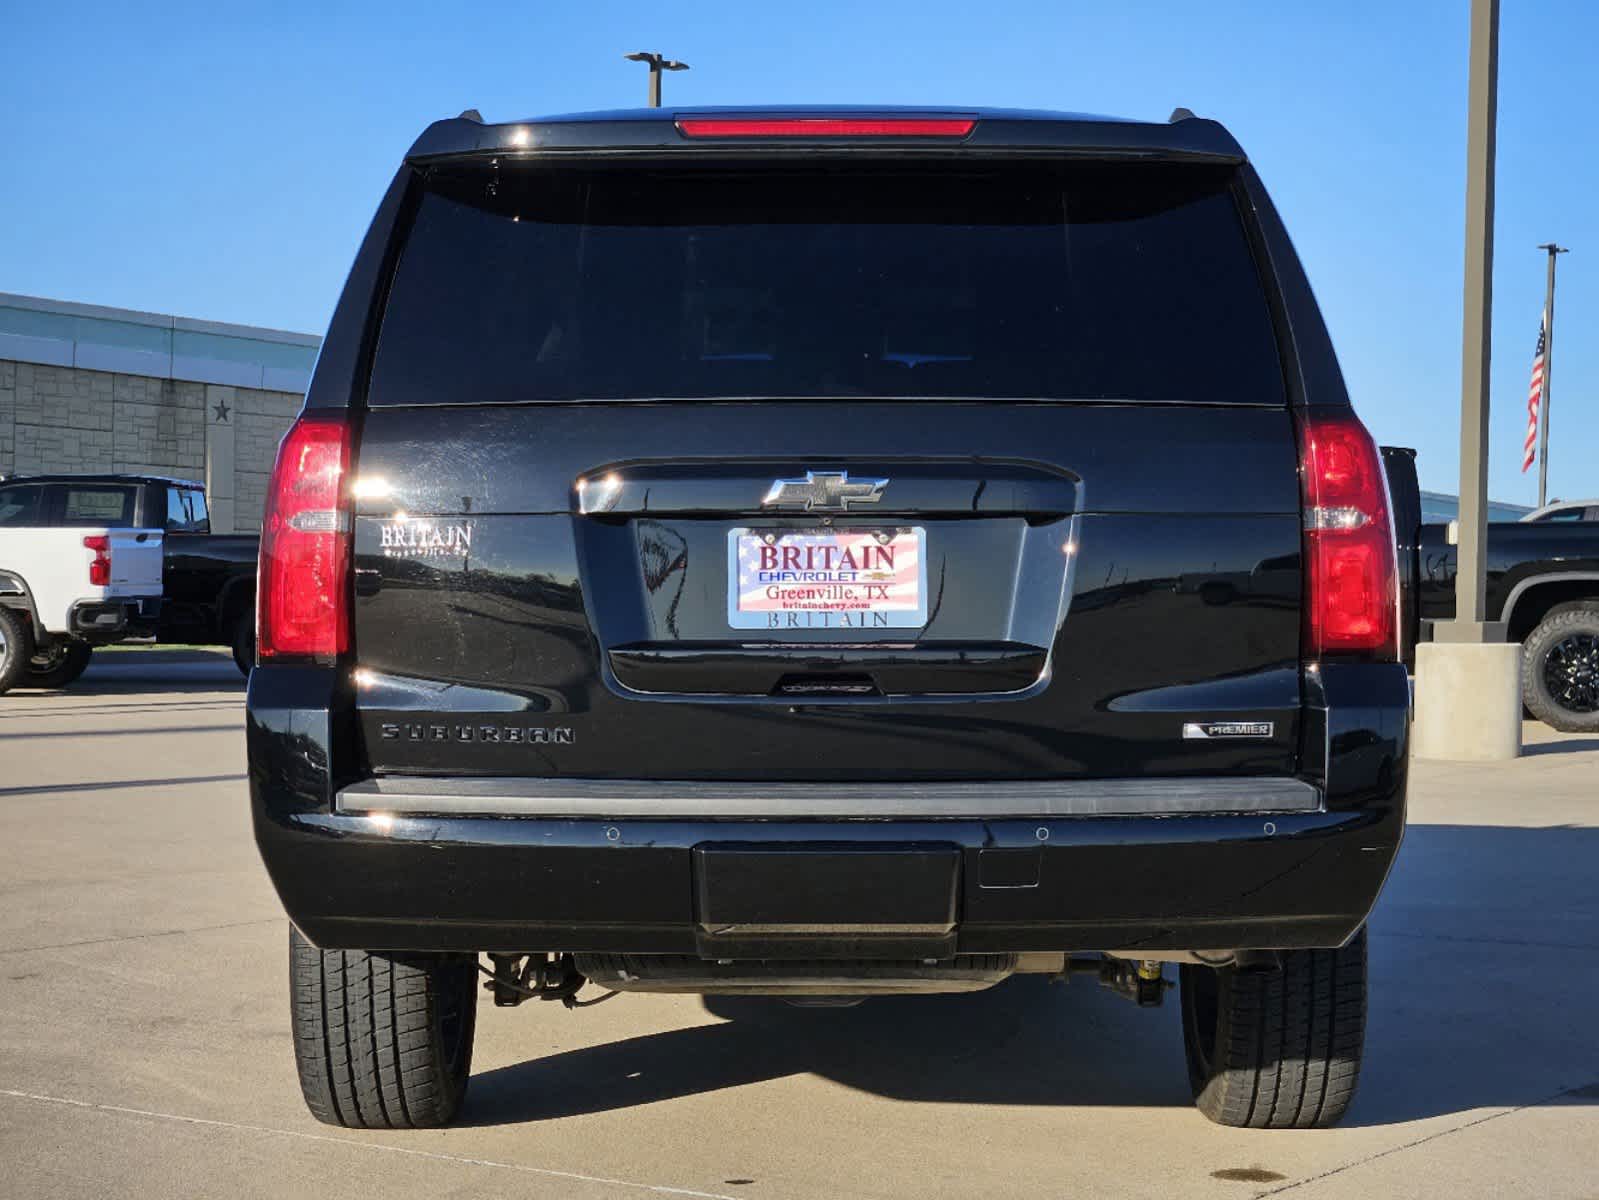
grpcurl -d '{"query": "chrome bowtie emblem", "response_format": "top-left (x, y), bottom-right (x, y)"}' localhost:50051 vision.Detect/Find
top-left (762, 470), bottom-right (887, 512)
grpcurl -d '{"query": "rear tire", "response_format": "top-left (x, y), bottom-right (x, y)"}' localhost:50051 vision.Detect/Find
top-left (231, 615), bottom-right (255, 678)
top-left (1180, 928), bottom-right (1367, 1128)
top-left (0, 607), bottom-right (34, 695)
top-left (289, 928), bottom-right (478, 1129)
top-left (1521, 605), bottom-right (1599, 733)
top-left (25, 638), bottom-right (93, 688)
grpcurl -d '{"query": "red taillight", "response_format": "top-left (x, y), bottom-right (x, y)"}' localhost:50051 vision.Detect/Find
top-left (257, 412), bottom-right (353, 661)
top-left (83, 535), bottom-right (110, 586)
top-left (676, 117), bottom-right (975, 139)
top-left (1296, 411), bottom-right (1397, 659)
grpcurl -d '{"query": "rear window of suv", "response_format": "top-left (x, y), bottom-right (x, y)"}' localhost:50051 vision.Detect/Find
top-left (369, 162), bottom-right (1284, 406)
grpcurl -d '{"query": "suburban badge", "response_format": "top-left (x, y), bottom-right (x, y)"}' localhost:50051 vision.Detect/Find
top-left (380, 723), bottom-right (575, 745)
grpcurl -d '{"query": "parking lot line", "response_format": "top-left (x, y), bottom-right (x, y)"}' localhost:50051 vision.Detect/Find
top-left (1252, 1080), bottom-right (1599, 1196)
top-left (0, 1087), bottom-right (744, 1200)
top-left (0, 916), bottom-right (282, 958)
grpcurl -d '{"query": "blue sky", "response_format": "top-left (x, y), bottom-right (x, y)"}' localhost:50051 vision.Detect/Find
top-left (3, 0), bottom-right (1594, 503)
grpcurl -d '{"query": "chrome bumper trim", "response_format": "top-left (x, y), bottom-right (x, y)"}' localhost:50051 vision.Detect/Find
top-left (336, 776), bottom-right (1320, 819)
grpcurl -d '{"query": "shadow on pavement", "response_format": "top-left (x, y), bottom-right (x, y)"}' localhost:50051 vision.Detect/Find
top-left (1521, 737), bottom-right (1599, 756)
top-left (464, 972), bottom-right (1189, 1126)
top-left (0, 724), bottom-right (241, 739)
top-left (0, 699), bottom-right (242, 719)
top-left (462, 823), bottom-right (1599, 1129)
top-left (0, 773), bottom-right (247, 797)
top-left (12, 655), bottom-right (247, 697)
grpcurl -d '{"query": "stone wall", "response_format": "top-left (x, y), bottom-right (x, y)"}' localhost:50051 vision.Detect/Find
top-left (0, 360), bottom-right (17, 468)
top-left (0, 359), bottom-right (301, 531)
top-left (214, 385), bottom-right (305, 534)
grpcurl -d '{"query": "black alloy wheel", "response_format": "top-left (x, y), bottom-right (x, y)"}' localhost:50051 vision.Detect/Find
top-left (1522, 605), bottom-right (1599, 733)
top-left (1542, 631), bottom-right (1599, 715)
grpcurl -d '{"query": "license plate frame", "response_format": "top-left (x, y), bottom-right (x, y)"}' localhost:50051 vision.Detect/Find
top-left (727, 526), bottom-right (928, 631)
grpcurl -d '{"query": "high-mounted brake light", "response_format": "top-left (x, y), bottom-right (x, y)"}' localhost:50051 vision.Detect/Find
top-left (1296, 411), bottom-right (1398, 660)
top-left (257, 412), bottom-right (354, 661)
top-left (676, 117), bottom-right (975, 139)
top-left (83, 535), bottom-right (110, 587)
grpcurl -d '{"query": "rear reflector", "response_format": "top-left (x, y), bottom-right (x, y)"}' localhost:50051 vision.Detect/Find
top-left (83, 535), bottom-right (110, 587)
top-left (1296, 411), bottom-right (1398, 660)
top-left (676, 117), bottom-right (975, 139)
top-left (258, 412), bottom-right (353, 661)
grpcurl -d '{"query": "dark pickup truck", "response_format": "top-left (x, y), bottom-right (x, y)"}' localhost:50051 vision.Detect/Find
top-left (250, 106), bottom-right (1411, 1131)
top-left (0, 473), bottom-right (258, 680)
top-left (1384, 448), bottom-right (1599, 730)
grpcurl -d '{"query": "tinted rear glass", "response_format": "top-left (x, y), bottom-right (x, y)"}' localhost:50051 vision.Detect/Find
top-left (370, 163), bottom-right (1283, 405)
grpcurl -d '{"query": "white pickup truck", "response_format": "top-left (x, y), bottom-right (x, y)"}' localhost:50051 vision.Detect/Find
top-left (0, 476), bottom-right (166, 693)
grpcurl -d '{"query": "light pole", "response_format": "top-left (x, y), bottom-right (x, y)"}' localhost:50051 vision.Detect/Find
top-left (1445, 0), bottom-right (1499, 644)
top-left (1535, 242), bottom-right (1568, 508)
top-left (1414, 0), bottom-right (1522, 762)
top-left (624, 51), bottom-right (689, 108)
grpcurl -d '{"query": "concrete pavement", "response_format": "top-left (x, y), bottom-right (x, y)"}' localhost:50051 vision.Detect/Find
top-left (1, 651), bottom-right (1596, 1198)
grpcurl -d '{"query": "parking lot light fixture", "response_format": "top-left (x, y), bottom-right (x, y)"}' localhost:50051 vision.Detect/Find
top-left (624, 51), bottom-right (689, 108)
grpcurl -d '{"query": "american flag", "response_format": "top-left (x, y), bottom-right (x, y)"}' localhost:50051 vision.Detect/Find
top-left (1522, 314), bottom-right (1547, 473)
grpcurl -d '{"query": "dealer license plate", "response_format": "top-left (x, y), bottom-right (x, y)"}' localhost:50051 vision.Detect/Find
top-left (727, 527), bottom-right (927, 630)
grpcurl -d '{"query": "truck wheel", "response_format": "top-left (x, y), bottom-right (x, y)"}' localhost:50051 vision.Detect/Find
top-left (25, 639), bottom-right (93, 688)
top-left (1179, 928), bottom-right (1367, 1128)
top-left (1521, 605), bottom-right (1599, 733)
top-left (0, 607), bottom-right (34, 694)
top-left (289, 928), bottom-right (477, 1128)
top-left (231, 616), bottom-right (255, 677)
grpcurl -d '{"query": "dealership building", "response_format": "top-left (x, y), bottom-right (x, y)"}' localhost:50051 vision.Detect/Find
top-left (0, 292), bottom-right (319, 533)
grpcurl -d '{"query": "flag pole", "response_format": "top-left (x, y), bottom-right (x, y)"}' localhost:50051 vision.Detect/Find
top-left (1535, 242), bottom-right (1567, 508)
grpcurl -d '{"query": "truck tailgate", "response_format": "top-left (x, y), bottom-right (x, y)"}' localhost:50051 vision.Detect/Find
top-left (107, 528), bottom-right (164, 595)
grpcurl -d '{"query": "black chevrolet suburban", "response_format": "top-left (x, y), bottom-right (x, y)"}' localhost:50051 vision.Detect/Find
top-left (249, 107), bottom-right (1409, 1130)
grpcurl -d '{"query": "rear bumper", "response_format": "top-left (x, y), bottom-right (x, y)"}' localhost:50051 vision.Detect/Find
top-left (250, 661), bottom-right (1409, 957)
top-left (255, 795), bottom-right (1402, 957)
top-left (70, 596), bottom-right (161, 639)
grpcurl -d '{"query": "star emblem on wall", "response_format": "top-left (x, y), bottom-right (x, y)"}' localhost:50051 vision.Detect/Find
top-left (213, 399), bottom-right (231, 423)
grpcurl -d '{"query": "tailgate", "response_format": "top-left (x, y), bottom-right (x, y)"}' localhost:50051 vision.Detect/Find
top-left (350, 402), bottom-right (1302, 781)
top-left (106, 528), bottom-right (164, 596)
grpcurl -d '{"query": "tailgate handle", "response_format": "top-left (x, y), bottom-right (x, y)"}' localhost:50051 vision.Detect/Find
top-left (608, 641), bottom-right (1048, 697)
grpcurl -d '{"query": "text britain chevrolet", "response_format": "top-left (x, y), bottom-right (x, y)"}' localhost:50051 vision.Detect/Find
top-left (249, 106), bottom-right (1409, 1130)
